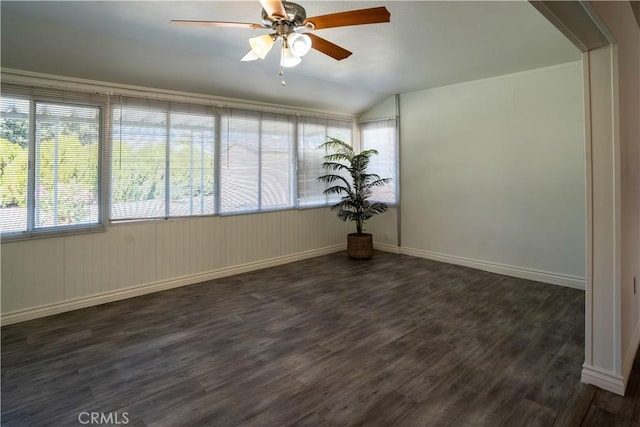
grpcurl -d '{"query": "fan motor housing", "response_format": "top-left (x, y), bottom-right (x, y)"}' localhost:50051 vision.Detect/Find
top-left (262, 1), bottom-right (306, 26)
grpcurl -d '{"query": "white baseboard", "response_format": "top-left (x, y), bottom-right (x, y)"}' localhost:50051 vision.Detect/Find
top-left (581, 364), bottom-right (626, 396)
top-left (1, 244), bottom-right (586, 324)
top-left (622, 320), bottom-right (640, 387)
top-left (374, 242), bottom-right (401, 254)
top-left (1, 244), bottom-right (346, 326)
top-left (400, 247), bottom-right (585, 290)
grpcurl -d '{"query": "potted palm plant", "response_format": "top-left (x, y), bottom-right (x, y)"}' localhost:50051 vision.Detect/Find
top-left (317, 137), bottom-right (391, 259)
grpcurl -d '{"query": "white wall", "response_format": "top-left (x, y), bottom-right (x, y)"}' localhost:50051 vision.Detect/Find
top-left (359, 95), bottom-right (397, 123)
top-left (1, 208), bottom-right (351, 324)
top-left (582, 0), bottom-right (640, 395)
top-left (603, 1), bottom-right (640, 388)
top-left (399, 61), bottom-right (586, 288)
top-left (593, 0), bottom-right (640, 384)
top-left (365, 207), bottom-right (399, 251)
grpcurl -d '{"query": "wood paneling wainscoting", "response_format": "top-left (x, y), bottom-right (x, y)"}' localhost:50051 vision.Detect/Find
top-left (2, 252), bottom-right (638, 425)
top-left (1, 208), bottom-right (352, 324)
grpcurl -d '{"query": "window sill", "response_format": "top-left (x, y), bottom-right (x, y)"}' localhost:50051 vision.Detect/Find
top-left (1, 224), bottom-right (107, 243)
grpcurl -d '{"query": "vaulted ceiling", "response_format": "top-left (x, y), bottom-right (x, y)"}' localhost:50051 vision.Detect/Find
top-left (1, 1), bottom-right (580, 116)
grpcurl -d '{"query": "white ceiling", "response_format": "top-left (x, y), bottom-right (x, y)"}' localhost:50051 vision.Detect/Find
top-left (0, 1), bottom-right (580, 116)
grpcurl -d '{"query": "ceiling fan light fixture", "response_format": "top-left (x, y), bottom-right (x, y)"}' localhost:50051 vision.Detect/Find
top-left (249, 34), bottom-right (276, 59)
top-left (241, 50), bottom-right (260, 61)
top-left (172, 2), bottom-right (391, 84)
top-left (280, 47), bottom-right (302, 68)
top-left (287, 33), bottom-right (312, 57)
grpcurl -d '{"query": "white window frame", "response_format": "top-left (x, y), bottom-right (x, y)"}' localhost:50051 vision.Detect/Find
top-left (0, 89), bottom-right (106, 240)
top-left (1, 78), bottom-right (359, 235)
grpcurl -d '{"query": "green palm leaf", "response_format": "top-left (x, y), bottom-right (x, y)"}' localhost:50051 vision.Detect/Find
top-left (317, 137), bottom-right (392, 234)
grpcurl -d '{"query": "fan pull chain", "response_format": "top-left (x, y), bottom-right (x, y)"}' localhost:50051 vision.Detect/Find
top-left (279, 67), bottom-right (286, 86)
top-left (279, 42), bottom-right (286, 86)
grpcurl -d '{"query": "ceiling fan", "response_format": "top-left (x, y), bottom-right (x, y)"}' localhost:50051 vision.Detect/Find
top-left (171, 0), bottom-right (390, 76)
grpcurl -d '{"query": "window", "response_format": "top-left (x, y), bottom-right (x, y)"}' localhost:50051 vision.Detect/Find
top-left (220, 110), bottom-right (260, 213)
top-left (298, 117), bottom-right (352, 207)
top-left (3, 85), bottom-right (362, 232)
top-left (1, 90), bottom-right (103, 235)
top-left (169, 113), bottom-right (216, 217)
top-left (3, 86), bottom-right (362, 232)
top-left (220, 110), bottom-right (295, 213)
top-left (0, 97), bottom-right (29, 233)
top-left (111, 106), bottom-right (167, 219)
top-left (361, 119), bottom-right (398, 204)
top-left (111, 100), bottom-right (216, 220)
top-left (111, 101), bottom-right (299, 219)
top-left (260, 113), bottom-right (295, 210)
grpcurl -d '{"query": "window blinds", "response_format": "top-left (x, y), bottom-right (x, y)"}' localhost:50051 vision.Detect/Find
top-left (111, 97), bottom-right (218, 219)
top-left (361, 119), bottom-right (398, 204)
top-left (111, 98), bottom-right (302, 218)
top-left (1, 82), bottom-right (356, 234)
top-left (297, 117), bottom-right (352, 207)
top-left (1, 83), bottom-right (106, 233)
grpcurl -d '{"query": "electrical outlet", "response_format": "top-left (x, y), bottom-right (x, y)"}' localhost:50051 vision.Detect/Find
top-left (384, 232), bottom-right (390, 242)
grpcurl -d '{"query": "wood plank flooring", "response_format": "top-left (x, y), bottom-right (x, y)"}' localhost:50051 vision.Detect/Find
top-left (0, 251), bottom-right (637, 426)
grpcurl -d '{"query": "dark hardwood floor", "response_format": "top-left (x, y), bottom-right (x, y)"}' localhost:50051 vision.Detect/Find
top-left (1, 251), bottom-right (639, 426)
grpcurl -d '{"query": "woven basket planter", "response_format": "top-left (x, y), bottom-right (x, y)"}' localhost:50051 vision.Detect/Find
top-left (347, 233), bottom-right (373, 260)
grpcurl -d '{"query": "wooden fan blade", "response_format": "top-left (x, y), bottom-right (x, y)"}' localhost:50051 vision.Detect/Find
top-left (304, 7), bottom-right (390, 30)
top-left (259, 0), bottom-right (287, 19)
top-left (307, 33), bottom-right (352, 60)
top-left (170, 20), bottom-right (265, 29)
